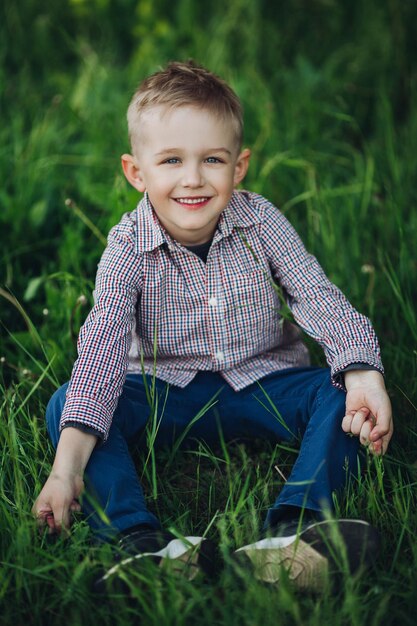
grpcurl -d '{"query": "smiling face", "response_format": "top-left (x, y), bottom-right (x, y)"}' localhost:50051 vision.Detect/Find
top-left (121, 105), bottom-right (250, 245)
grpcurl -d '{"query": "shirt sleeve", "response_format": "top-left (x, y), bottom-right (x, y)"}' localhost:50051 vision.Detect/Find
top-left (259, 198), bottom-right (384, 387)
top-left (59, 213), bottom-right (143, 440)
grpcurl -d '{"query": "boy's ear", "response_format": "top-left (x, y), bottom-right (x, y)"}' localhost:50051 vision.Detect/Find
top-left (233, 148), bottom-right (251, 186)
top-left (121, 154), bottom-right (146, 193)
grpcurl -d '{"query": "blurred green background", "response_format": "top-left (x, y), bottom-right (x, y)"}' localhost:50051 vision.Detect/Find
top-left (1, 0), bottom-right (416, 421)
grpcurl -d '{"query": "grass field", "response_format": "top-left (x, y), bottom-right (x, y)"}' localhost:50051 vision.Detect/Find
top-left (1, 0), bottom-right (417, 624)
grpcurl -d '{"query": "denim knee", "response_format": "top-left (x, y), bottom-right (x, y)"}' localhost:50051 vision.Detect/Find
top-left (45, 382), bottom-right (69, 448)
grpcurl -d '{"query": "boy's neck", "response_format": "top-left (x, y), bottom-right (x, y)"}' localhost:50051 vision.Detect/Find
top-left (183, 238), bottom-right (213, 263)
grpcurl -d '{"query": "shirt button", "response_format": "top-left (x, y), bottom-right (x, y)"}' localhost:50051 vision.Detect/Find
top-left (208, 297), bottom-right (217, 307)
top-left (215, 351), bottom-right (225, 362)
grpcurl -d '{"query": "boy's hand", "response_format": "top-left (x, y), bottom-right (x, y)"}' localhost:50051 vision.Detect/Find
top-left (32, 426), bottom-right (97, 534)
top-left (32, 472), bottom-right (84, 534)
top-left (342, 370), bottom-right (393, 455)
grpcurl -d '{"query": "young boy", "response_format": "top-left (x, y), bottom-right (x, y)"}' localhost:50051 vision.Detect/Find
top-left (33, 61), bottom-right (393, 591)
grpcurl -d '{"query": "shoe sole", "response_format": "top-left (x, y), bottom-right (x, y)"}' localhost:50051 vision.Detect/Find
top-left (95, 536), bottom-right (214, 589)
top-left (234, 519), bottom-right (379, 591)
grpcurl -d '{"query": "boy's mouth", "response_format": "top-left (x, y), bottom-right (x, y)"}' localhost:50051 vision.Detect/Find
top-left (173, 196), bottom-right (211, 208)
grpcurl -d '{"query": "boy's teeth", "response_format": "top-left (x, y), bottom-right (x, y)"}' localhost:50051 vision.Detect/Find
top-left (177, 197), bottom-right (207, 204)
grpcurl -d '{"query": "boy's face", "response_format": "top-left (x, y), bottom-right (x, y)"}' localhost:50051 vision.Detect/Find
top-left (122, 106), bottom-right (250, 245)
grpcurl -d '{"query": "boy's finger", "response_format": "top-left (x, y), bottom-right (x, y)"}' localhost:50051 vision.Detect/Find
top-left (359, 419), bottom-right (373, 446)
top-left (369, 424), bottom-right (393, 455)
top-left (369, 437), bottom-right (384, 455)
top-left (341, 408), bottom-right (367, 433)
top-left (34, 507), bottom-right (52, 526)
top-left (370, 419), bottom-right (392, 440)
top-left (45, 513), bottom-right (56, 532)
top-left (350, 408), bottom-right (371, 435)
top-left (341, 413), bottom-right (353, 432)
top-left (45, 512), bottom-right (54, 526)
top-left (54, 504), bottom-right (72, 532)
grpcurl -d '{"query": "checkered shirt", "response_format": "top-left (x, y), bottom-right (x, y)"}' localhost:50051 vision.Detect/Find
top-left (60, 190), bottom-right (383, 440)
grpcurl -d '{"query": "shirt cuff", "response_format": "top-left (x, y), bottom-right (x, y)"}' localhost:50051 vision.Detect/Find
top-left (60, 395), bottom-right (113, 441)
top-left (61, 421), bottom-right (104, 441)
top-left (330, 348), bottom-right (384, 391)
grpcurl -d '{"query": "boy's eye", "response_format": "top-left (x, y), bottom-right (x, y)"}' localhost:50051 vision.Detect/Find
top-left (162, 157), bottom-right (181, 164)
top-left (205, 156), bottom-right (223, 164)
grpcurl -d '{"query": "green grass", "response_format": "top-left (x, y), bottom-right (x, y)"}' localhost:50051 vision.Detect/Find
top-left (2, 379), bottom-right (417, 625)
top-left (1, 0), bottom-right (417, 623)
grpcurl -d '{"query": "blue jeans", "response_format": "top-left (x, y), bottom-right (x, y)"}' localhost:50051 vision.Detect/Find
top-left (46, 367), bottom-right (360, 540)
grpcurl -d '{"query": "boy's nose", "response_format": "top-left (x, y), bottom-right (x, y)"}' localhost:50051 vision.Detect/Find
top-left (181, 164), bottom-right (204, 188)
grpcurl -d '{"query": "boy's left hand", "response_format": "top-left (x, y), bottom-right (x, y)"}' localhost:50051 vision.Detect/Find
top-left (342, 370), bottom-right (393, 455)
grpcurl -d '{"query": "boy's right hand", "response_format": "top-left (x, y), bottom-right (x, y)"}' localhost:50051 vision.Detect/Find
top-left (32, 426), bottom-right (98, 534)
top-left (32, 471), bottom-right (84, 534)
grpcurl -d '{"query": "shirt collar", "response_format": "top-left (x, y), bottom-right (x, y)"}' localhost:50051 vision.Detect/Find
top-left (135, 190), bottom-right (262, 253)
top-left (134, 193), bottom-right (167, 253)
top-left (215, 190), bottom-right (262, 240)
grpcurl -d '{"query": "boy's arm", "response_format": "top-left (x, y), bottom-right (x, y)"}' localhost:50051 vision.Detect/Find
top-left (342, 369), bottom-right (393, 455)
top-left (60, 212), bottom-right (142, 440)
top-left (256, 197), bottom-right (393, 454)
top-left (32, 427), bottom-right (98, 533)
top-left (260, 199), bottom-right (384, 381)
top-left (32, 213), bottom-right (143, 531)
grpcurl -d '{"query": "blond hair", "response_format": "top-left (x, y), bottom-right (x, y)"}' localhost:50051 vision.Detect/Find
top-left (127, 61), bottom-right (243, 154)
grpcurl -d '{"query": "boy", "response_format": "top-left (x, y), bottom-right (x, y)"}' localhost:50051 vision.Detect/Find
top-left (33, 61), bottom-right (393, 591)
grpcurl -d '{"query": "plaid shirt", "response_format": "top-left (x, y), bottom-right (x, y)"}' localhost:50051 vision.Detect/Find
top-left (60, 191), bottom-right (383, 440)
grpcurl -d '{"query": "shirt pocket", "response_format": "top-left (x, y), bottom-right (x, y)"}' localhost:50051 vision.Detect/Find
top-left (228, 269), bottom-right (281, 338)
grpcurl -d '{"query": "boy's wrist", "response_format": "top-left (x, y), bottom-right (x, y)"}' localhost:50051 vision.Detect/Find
top-left (344, 369), bottom-right (385, 391)
top-left (52, 427), bottom-right (98, 477)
